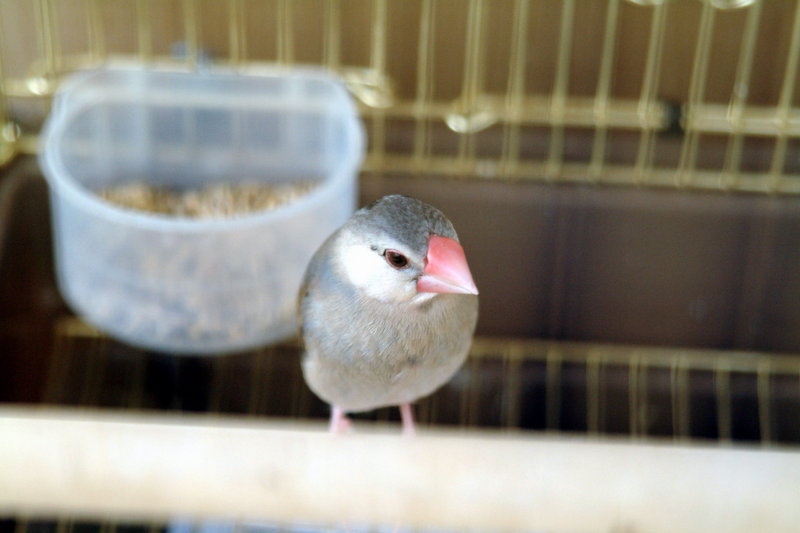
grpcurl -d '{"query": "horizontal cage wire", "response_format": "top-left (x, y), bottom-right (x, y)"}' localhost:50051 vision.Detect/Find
top-left (0, 0), bottom-right (799, 191)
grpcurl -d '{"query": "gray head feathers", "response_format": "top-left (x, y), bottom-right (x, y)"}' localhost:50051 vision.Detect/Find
top-left (348, 195), bottom-right (458, 255)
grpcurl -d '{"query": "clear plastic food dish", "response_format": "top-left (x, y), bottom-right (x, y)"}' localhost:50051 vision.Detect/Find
top-left (39, 67), bottom-right (364, 354)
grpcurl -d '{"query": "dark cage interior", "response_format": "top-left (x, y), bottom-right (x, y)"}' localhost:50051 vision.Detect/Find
top-left (3, 157), bottom-right (800, 445)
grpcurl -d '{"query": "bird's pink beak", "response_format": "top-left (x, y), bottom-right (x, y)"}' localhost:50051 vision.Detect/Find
top-left (417, 235), bottom-right (479, 295)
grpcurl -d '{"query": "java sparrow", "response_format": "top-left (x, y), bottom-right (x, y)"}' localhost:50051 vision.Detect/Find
top-left (299, 195), bottom-right (479, 434)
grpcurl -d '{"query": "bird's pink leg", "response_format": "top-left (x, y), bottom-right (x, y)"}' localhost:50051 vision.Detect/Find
top-left (329, 405), bottom-right (352, 434)
top-left (399, 403), bottom-right (416, 436)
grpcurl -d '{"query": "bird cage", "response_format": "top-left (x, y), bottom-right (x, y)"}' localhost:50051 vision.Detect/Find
top-left (1, 1), bottom-right (799, 532)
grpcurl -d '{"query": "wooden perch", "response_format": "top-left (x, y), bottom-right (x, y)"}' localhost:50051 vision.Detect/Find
top-left (1, 407), bottom-right (798, 532)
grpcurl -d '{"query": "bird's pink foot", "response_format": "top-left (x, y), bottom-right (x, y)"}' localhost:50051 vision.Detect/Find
top-left (399, 403), bottom-right (416, 437)
top-left (329, 405), bottom-right (352, 434)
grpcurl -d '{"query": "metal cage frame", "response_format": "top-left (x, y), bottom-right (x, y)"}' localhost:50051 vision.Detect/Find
top-left (0, 0), bottom-right (799, 191)
top-left (1, 1), bottom-right (800, 532)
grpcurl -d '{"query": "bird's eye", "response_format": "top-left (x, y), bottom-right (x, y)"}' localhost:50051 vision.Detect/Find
top-left (384, 249), bottom-right (409, 269)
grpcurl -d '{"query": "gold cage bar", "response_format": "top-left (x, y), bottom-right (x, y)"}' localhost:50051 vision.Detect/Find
top-left (0, 0), bottom-right (799, 190)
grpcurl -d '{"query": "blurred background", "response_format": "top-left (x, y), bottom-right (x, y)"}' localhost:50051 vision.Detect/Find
top-left (0, 0), bottom-right (799, 531)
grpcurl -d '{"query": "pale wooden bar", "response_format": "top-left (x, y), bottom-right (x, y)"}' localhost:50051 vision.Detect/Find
top-left (1, 407), bottom-right (798, 532)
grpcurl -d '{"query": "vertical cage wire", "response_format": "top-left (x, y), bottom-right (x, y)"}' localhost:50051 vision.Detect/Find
top-left (545, 0), bottom-right (576, 181)
top-left (628, 353), bottom-right (640, 436)
top-left (290, 353), bottom-right (313, 421)
top-left (677, 0), bottom-right (716, 188)
top-left (715, 359), bottom-right (733, 442)
top-left (369, 0), bottom-right (389, 92)
top-left (722, 0), bottom-right (762, 190)
top-left (227, 0), bottom-right (247, 66)
top-left (181, 0), bottom-right (200, 67)
top-left (87, 0), bottom-right (106, 63)
top-left (634, 1), bottom-right (668, 185)
top-left (588, 0), bottom-right (620, 183)
top-left (501, 343), bottom-right (523, 429)
top-left (208, 354), bottom-right (227, 413)
top-left (42, 318), bottom-right (77, 405)
top-left (0, 6), bottom-right (11, 166)
top-left (412, 0), bottom-right (435, 169)
top-left (126, 344), bottom-right (149, 409)
top-left (500, 0), bottom-right (529, 176)
top-left (757, 359), bottom-right (772, 444)
top-left (629, 353), bottom-right (651, 438)
top-left (368, 0), bottom-right (388, 167)
top-left (670, 353), bottom-right (691, 439)
top-left (78, 334), bottom-right (108, 407)
top-left (245, 349), bottom-right (269, 416)
top-left (768, 0), bottom-right (800, 192)
top-left (586, 351), bottom-right (602, 435)
top-left (453, 0), bottom-right (487, 168)
top-left (323, 0), bottom-right (341, 71)
top-left (545, 346), bottom-right (562, 432)
top-left (458, 355), bottom-right (481, 427)
top-left (276, 0), bottom-right (293, 65)
top-left (136, 0), bottom-right (153, 61)
top-left (31, 0), bottom-right (59, 95)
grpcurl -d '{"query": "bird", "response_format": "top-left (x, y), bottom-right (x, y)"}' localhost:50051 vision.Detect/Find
top-left (298, 194), bottom-right (479, 435)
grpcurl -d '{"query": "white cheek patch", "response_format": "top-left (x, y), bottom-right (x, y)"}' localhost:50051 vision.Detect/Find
top-left (335, 242), bottom-right (416, 303)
